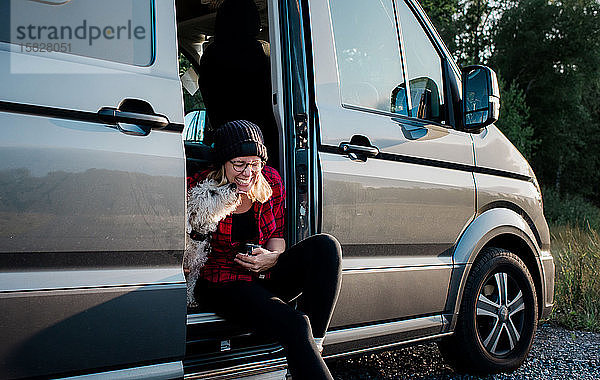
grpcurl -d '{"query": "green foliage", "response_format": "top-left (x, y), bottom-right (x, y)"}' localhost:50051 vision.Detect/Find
top-left (491, 0), bottom-right (600, 202)
top-left (495, 76), bottom-right (538, 160)
top-left (419, 0), bottom-right (459, 53)
top-left (421, 0), bottom-right (504, 65)
top-left (543, 187), bottom-right (600, 231)
top-left (455, 0), bottom-right (494, 65)
top-left (549, 224), bottom-right (600, 332)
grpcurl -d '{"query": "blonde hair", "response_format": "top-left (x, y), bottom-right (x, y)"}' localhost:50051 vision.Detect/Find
top-left (208, 164), bottom-right (273, 203)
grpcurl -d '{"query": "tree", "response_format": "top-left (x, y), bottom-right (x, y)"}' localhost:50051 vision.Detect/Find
top-left (455, 0), bottom-right (497, 65)
top-left (495, 77), bottom-right (538, 160)
top-left (421, 0), bottom-right (509, 66)
top-left (420, 0), bottom-right (459, 53)
top-left (491, 0), bottom-right (600, 202)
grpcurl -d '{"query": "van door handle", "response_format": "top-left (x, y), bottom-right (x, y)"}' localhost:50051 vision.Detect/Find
top-left (98, 107), bottom-right (169, 136)
top-left (339, 143), bottom-right (380, 158)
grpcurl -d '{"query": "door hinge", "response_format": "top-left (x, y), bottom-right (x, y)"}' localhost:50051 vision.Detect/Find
top-left (294, 113), bottom-right (309, 240)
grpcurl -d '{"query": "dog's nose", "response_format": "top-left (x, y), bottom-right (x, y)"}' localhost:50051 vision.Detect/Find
top-left (228, 183), bottom-right (237, 190)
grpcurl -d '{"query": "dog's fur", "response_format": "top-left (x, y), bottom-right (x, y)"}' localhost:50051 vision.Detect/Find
top-left (185, 179), bottom-right (241, 307)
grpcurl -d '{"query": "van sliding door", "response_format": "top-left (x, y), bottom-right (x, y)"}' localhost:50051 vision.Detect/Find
top-left (0, 1), bottom-right (186, 378)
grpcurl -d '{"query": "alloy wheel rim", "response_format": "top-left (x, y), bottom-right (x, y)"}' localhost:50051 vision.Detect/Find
top-left (476, 271), bottom-right (526, 357)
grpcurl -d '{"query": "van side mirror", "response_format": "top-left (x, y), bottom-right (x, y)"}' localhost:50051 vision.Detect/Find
top-left (391, 83), bottom-right (408, 115)
top-left (391, 77), bottom-right (441, 120)
top-left (461, 65), bottom-right (500, 131)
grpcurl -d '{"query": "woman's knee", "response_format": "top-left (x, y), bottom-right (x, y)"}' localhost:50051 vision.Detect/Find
top-left (309, 234), bottom-right (342, 270)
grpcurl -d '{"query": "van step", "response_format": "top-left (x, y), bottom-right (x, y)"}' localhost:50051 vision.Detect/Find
top-left (184, 358), bottom-right (288, 380)
top-left (185, 312), bottom-right (284, 373)
top-left (238, 369), bottom-right (287, 380)
top-left (187, 312), bottom-right (225, 325)
top-left (184, 343), bottom-right (284, 376)
top-left (189, 369), bottom-right (287, 380)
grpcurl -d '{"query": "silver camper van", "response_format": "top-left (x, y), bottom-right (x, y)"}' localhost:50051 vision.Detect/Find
top-left (0, 0), bottom-right (554, 378)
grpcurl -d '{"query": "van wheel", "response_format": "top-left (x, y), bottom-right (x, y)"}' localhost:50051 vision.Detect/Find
top-left (439, 247), bottom-right (538, 374)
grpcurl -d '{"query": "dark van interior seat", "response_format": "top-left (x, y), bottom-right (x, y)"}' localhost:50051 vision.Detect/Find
top-left (198, 0), bottom-right (279, 167)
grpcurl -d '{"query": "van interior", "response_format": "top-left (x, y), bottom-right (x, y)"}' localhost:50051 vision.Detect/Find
top-left (177, 0), bottom-right (280, 168)
top-left (175, 0), bottom-right (290, 372)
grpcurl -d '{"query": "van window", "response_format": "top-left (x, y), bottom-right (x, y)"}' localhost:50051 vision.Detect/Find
top-left (395, 0), bottom-right (444, 122)
top-left (328, 0), bottom-right (408, 116)
top-left (1, 0), bottom-right (154, 66)
top-left (180, 53), bottom-right (206, 142)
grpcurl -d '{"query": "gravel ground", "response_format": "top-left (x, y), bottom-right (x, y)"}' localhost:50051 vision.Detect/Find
top-left (327, 324), bottom-right (600, 379)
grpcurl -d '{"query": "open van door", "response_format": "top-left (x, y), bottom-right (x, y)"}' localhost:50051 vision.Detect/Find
top-left (0, 1), bottom-right (186, 378)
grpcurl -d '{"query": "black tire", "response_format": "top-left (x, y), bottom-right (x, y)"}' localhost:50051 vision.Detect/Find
top-left (438, 247), bottom-right (538, 374)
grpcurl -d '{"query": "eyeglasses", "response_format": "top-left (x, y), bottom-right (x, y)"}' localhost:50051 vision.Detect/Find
top-left (229, 160), bottom-right (265, 173)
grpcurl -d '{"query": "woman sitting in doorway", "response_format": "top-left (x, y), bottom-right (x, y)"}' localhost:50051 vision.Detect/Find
top-left (187, 120), bottom-right (342, 380)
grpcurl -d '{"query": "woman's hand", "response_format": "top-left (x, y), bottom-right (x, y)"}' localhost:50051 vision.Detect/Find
top-left (234, 247), bottom-right (281, 273)
top-left (234, 238), bottom-right (286, 273)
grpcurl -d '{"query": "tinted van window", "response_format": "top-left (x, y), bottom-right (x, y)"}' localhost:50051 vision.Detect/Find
top-left (396, 0), bottom-right (444, 122)
top-left (329, 0), bottom-right (408, 116)
top-left (1, 0), bottom-right (153, 66)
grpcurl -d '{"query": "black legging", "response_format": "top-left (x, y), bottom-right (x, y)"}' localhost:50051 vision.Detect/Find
top-left (194, 234), bottom-right (342, 380)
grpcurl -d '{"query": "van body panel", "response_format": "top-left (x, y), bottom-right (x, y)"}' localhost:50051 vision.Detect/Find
top-left (0, 113), bottom-right (185, 253)
top-left (0, 267), bottom-right (183, 292)
top-left (310, 0), bottom-right (476, 327)
top-left (540, 251), bottom-right (555, 318)
top-left (325, 315), bottom-right (444, 356)
top-left (0, 0), bottom-right (183, 124)
top-left (0, 284), bottom-right (186, 380)
top-left (472, 126), bottom-right (531, 178)
top-left (320, 151), bottom-right (473, 326)
top-left (0, 113), bottom-right (186, 377)
top-left (320, 154), bottom-right (475, 246)
top-left (453, 208), bottom-right (539, 266)
top-left (330, 266), bottom-right (452, 326)
top-left (0, 1), bottom-right (186, 378)
top-left (474, 172), bottom-right (551, 249)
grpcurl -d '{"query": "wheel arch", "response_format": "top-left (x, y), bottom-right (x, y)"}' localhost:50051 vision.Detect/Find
top-left (482, 233), bottom-right (543, 321)
top-left (446, 208), bottom-right (545, 331)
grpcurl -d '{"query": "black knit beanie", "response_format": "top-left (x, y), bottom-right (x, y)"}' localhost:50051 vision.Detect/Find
top-left (213, 120), bottom-right (268, 164)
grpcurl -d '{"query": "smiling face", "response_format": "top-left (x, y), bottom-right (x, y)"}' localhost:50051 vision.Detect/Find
top-left (224, 156), bottom-right (264, 194)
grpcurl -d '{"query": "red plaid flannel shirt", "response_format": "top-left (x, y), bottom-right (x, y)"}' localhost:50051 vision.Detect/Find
top-left (187, 166), bottom-right (286, 283)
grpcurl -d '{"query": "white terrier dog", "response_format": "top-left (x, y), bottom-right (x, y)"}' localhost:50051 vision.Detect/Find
top-left (185, 179), bottom-right (241, 307)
